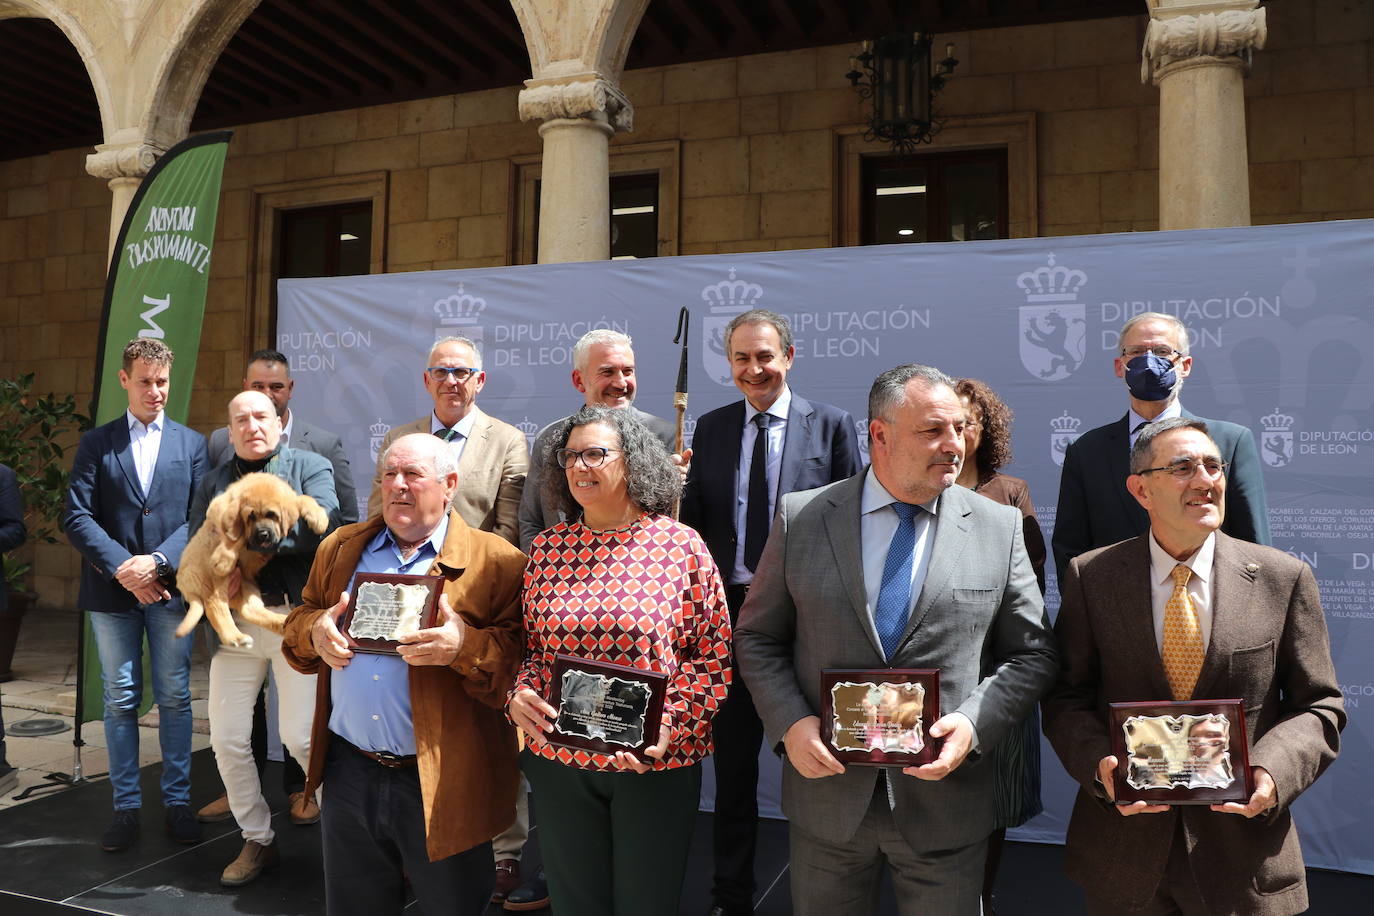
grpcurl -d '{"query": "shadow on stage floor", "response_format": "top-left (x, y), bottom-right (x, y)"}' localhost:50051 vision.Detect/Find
top-left (1, 749), bottom-right (1369, 914)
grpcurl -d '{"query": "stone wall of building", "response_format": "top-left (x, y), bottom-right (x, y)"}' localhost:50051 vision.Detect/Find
top-left (1, 4), bottom-right (1371, 603)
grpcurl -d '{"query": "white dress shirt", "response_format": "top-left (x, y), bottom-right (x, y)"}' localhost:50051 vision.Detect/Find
top-left (731, 386), bottom-right (791, 585)
top-left (430, 409), bottom-right (477, 464)
top-left (126, 409), bottom-right (164, 497)
top-left (280, 409), bottom-right (294, 447)
top-left (1147, 530), bottom-right (1216, 653)
top-left (858, 468), bottom-right (938, 641)
top-left (1128, 400), bottom-right (1183, 449)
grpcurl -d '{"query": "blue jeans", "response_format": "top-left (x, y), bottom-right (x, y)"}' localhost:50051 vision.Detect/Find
top-left (88, 603), bottom-right (194, 811)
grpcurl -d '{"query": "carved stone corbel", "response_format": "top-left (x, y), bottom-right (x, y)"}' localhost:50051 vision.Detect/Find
top-left (85, 141), bottom-right (166, 181)
top-left (518, 77), bottom-right (633, 132)
top-left (1141, 6), bottom-right (1267, 84)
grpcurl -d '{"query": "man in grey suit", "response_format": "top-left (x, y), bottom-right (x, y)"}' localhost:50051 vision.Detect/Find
top-left (1052, 312), bottom-right (1269, 583)
top-left (518, 328), bottom-right (676, 552)
top-left (1043, 417), bottom-right (1343, 915)
top-left (735, 364), bottom-right (1057, 915)
top-left (208, 349), bottom-right (358, 524)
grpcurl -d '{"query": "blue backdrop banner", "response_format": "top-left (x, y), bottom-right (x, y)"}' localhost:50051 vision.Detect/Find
top-left (279, 219), bottom-right (1374, 875)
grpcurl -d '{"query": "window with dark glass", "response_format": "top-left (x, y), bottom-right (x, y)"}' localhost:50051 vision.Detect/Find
top-left (861, 148), bottom-right (1007, 245)
top-left (271, 202), bottom-right (372, 335)
top-left (531, 171), bottom-right (661, 262)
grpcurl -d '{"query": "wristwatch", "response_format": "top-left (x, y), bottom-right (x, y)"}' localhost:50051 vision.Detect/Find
top-left (154, 553), bottom-right (174, 585)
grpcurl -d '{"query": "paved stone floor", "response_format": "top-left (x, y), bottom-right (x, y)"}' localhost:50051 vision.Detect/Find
top-left (1, 605), bottom-right (212, 812)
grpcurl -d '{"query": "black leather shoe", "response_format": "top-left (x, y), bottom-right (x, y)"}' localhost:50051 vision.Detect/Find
top-left (164, 804), bottom-right (202, 844)
top-left (503, 867), bottom-right (550, 911)
top-left (100, 809), bottom-right (140, 852)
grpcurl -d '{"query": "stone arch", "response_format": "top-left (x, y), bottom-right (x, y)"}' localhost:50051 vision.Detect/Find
top-left (509, 0), bottom-right (651, 80)
top-left (141, 0), bottom-right (262, 151)
top-left (0, 0), bottom-right (118, 140)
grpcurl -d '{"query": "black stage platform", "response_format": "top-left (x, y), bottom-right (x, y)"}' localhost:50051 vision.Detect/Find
top-left (0, 749), bottom-right (1369, 914)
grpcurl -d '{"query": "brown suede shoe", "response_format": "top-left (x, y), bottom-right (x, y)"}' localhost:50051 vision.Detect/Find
top-left (197, 793), bottom-right (232, 823)
top-left (221, 839), bottom-right (279, 887)
top-left (491, 858), bottom-right (521, 902)
top-left (288, 790), bottom-right (320, 826)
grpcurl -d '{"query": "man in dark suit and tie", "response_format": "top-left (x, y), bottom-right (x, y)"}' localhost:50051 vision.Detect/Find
top-left (680, 308), bottom-right (862, 916)
top-left (1043, 417), bottom-right (1344, 915)
top-left (735, 364), bottom-right (1057, 915)
top-left (64, 337), bottom-right (209, 852)
top-left (1052, 312), bottom-right (1270, 583)
top-left (208, 349), bottom-right (357, 523)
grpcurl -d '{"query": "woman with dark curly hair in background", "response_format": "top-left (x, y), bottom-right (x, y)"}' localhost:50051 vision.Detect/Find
top-left (507, 405), bottom-right (731, 916)
top-left (954, 377), bottom-right (1047, 916)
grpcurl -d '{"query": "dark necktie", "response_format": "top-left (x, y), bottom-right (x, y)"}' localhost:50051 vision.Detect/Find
top-left (435, 428), bottom-right (457, 442)
top-left (743, 412), bottom-right (772, 572)
top-left (874, 502), bottom-right (920, 660)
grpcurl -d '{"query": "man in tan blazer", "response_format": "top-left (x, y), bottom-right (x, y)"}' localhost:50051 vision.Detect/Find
top-left (1043, 417), bottom-right (1344, 915)
top-left (367, 336), bottom-right (526, 545)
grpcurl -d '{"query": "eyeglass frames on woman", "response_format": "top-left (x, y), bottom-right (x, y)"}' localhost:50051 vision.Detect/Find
top-left (555, 447), bottom-right (622, 469)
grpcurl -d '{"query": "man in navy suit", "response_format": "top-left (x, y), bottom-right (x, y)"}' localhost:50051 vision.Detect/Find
top-left (681, 309), bottom-right (862, 916)
top-left (1052, 312), bottom-right (1270, 584)
top-left (64, 338), bottom-right (209, 852)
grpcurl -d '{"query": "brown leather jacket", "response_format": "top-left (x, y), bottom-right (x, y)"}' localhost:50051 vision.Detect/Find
top-left (281, 508), bottom-right (527, 861)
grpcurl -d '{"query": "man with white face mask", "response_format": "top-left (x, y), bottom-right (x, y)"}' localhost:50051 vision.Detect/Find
top-left (1051, 312), bottom-right (1270, 584)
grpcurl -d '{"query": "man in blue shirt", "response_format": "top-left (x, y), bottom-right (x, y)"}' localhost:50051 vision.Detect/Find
top-left (282, 433), bottom-right (526, 916)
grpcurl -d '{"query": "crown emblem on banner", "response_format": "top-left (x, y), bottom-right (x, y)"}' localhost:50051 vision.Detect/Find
top-left (1017, 254), bottom-right (1087, 303)
top-left (370, 418), bottom-right (390, 437)
top-left (701, 267), bottom-right (763, 314)
top-left (1050, 411), bottom-right (1082, 433)
top-left (683, 414), bottom-right (697, 437)
top-left (516, 416), bottom-right (540, 437)
top-left (1261, 408), bottom-right (1295, 431)
top-left (434, 284), bottom-right (487, 324)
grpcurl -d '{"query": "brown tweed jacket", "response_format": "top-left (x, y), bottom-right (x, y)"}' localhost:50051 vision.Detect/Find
top-left (1043, 531), bottom-right (1345, 915)
top-left (281, 507), bottom-right (527, 861)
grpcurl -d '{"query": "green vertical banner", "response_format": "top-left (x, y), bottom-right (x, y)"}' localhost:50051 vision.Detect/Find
top-left (80, 131), bottom-right (232, 724)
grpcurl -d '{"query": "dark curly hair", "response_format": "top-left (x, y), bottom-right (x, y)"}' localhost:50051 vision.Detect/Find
top-left (954, 377), bottom-right (1014, 478)
top-left (540, 406), bottom-right (682, 520)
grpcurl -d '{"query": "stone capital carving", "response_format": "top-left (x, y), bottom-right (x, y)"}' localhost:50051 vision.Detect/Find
top-left (518, 77), bottom-right (634, 132)
top-left (85, 142), bottom-right (167, 181)
top-left (1142, 7), bottom-right (1267, 84)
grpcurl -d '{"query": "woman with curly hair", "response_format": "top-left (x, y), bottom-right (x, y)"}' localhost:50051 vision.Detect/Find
top-left (954, 378), bottom-right (1047, 916)
top-left (507, 406), bottom-right (731, 915)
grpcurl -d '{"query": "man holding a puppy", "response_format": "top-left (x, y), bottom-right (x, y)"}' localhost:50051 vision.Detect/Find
top-left (189, 390), bottom-right (339, 886)
top-left (282, 433), bottom-right (526, 916)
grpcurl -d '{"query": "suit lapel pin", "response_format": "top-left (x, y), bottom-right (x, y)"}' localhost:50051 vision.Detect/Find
top-left (1244, 562), bottom-right (1260, 579)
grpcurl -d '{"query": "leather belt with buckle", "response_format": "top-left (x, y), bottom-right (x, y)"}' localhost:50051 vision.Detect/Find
top-left (349, 742), bottom-right (417, 769)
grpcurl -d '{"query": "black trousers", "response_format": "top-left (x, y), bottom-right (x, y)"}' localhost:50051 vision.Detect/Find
top-left (250, 684), bottom-right (306, 794)
top-left (321, 737), bottom-right (494, 916)
top-left (711, 583), bottom-right (766, 912)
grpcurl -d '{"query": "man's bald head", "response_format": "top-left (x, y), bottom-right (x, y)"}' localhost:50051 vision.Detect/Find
top-left (228, 390), bottom-right (283, 461)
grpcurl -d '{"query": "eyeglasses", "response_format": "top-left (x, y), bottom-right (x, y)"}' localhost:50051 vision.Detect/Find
top-left (426, 366), bottom-right (479, 383)
top-left (1121, 346), bottom-right (1181, 361)
top-left (555, 447), bottom-right (621, 469)
top-left (1134, 458), bottom-right (1227, 480)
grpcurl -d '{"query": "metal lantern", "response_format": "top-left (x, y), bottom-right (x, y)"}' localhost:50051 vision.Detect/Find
top-left (846, 33), bottom-right (958, 154)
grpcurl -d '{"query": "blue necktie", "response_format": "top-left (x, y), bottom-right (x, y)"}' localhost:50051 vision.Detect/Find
top-left (874, 502), bottom-right (920, 661)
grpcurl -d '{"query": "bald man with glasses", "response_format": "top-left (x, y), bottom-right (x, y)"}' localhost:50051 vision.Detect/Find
top-left (367, 336), bottom-right (526, 546)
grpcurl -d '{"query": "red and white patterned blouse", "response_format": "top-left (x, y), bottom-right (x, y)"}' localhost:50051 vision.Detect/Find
top-left (514, 513), bottom-right (732, 772)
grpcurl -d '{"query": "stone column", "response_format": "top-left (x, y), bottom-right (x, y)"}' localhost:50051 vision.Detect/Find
top-left (86, 138), bottom-right (165, 263)
top-left (519, 78), bottom-right (633, 263)
top-left (1142, 0), bottom-right (1266, 230)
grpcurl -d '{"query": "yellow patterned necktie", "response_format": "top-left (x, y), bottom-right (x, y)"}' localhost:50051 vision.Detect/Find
top-left (1162, 563), bottom-right (1205, 700)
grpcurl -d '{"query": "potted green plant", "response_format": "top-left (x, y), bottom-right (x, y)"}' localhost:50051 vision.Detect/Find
top-left (0, 373), bottom-right (90, 679)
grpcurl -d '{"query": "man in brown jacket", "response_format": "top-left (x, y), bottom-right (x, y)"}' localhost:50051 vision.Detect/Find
top-left (282, 432), bottom-right (526, 915)
top-left (1043, 417), bottom-right (1345, 915)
